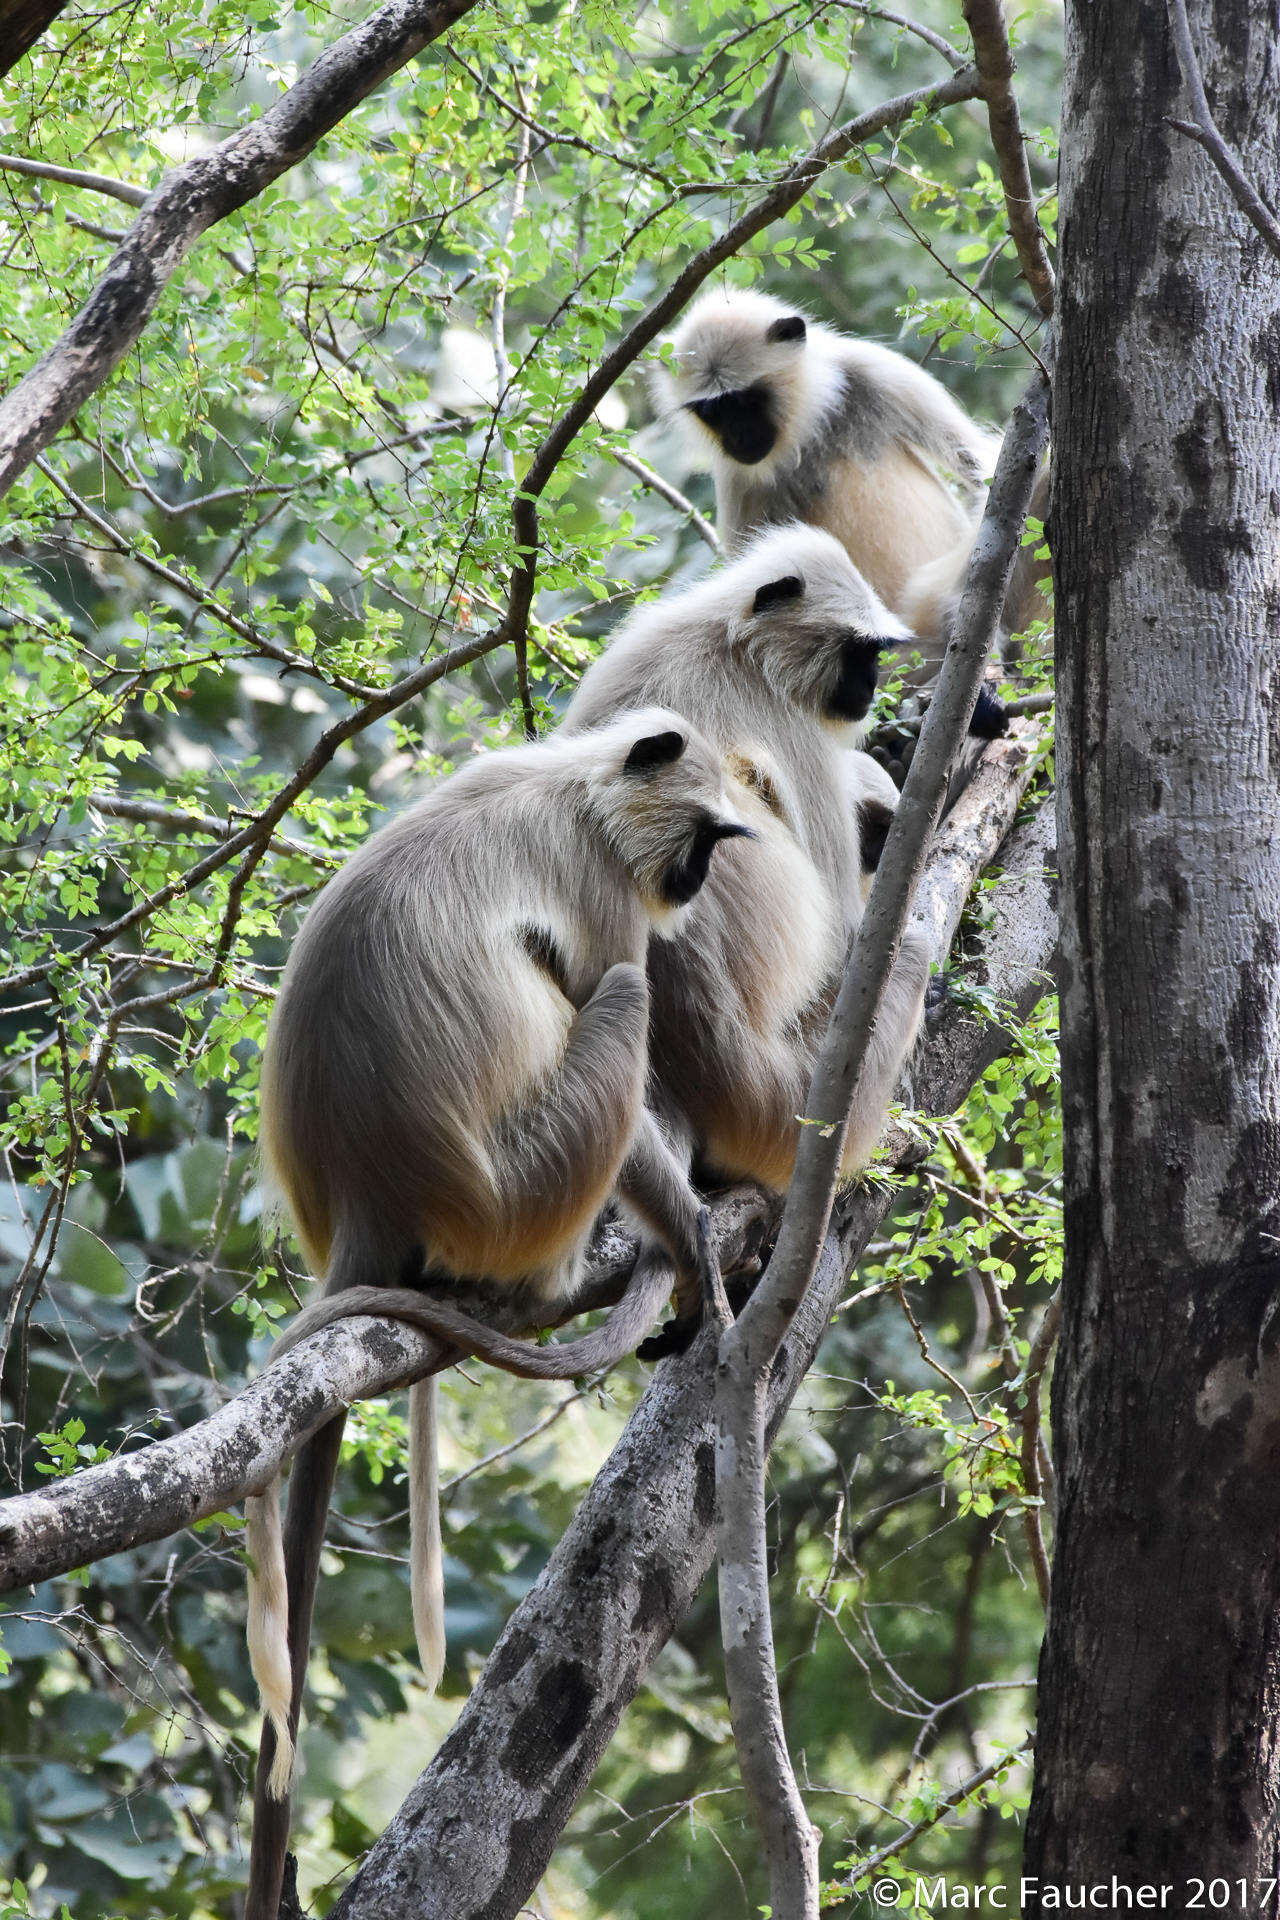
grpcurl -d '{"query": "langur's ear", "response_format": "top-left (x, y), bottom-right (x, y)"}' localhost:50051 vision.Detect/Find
top-left (624, 729), bottom-right (687, 773)
top-left (752, 575), bottom-right (805, 615)
top-left (765, 314), bottom-right (807, 344)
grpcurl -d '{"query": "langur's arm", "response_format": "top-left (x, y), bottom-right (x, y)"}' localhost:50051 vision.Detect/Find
top-left (489, 959), bottom-right (650, 1250)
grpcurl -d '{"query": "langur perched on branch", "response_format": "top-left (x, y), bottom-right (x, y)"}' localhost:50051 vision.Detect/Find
top-left (244, 709), bottom-right (747, 1917)
top-left (656, 287), bottom-right (1047, 725)
top-left (564, 524), bottom-right (932, 1348)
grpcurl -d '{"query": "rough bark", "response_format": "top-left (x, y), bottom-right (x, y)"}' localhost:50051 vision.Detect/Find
top-left (328, 762), bottom-right (1055, 1920)
top-left (1024, 0), bottom-right (1280, 1896)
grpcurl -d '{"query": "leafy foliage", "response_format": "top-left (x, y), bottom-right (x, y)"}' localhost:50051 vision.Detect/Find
top-left (0, 0), bottom-right (1059, 1912)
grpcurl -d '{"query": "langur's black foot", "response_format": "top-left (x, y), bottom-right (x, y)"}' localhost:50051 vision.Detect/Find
top-left (925, 967), bottom-right (950, 1027)
top-left (969, 685), bottom-right (1009, 740)
top-left (637, 1312), bottom-right (702, 1362)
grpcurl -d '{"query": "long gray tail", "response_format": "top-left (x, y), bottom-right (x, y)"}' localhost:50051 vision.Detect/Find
top-left (409, 1376), bottom-right (445, 1688)
top-left (245, 1410), bottom-right (346, 1920)
top-left (269, 1241), bottom-right (677, 1381)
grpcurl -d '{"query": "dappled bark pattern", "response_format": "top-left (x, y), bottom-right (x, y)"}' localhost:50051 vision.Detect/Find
top-left (1026, 0), bottom-right (1280, 1895)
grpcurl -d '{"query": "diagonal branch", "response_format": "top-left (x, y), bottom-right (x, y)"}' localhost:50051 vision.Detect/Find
top-left (961, 0), bottom-right (1055, 315)
top-left (0, 0), bottom-right (483, 500)
top-left (713, 367), bottom-right (1052, 1919)
top-left (1165, 0), bottom-right (1280, 263)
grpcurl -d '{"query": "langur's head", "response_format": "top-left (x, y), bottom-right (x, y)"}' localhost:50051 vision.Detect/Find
top-left (728, 524), bottom-right (912, 742)
top-left (657, 290), bottom-right (843, 478)
top-left (578, 708), bottom-right (753, 924)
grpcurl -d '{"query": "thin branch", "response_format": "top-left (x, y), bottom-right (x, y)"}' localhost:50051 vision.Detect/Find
top-left (961, 0), bottom-right (1055, 314)
top-left (846, 1742), bottom-right (1033, 1882)
top-left (712, 369), bottom-right (1050, 1920)
top-left (0, 623), bottom-right (506, 998)
top-left (85, 793), bottom-right (331, 864)
top-left (611, 447), bottom-right (723, 554)
top-left (1166, 0), bottom-right (1280, 263)
top-left (0, 153), bottom-right (148, 207)
top-left (0, 0), bottom-right (484, 499)
top-left (490, 77), bottom-right (536, 739)
top-left (33, 456), bottom-right (379, 701)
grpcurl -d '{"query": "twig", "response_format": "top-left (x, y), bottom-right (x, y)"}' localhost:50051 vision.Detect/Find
top-left (712, 368), bottom-right (1050, 1920)
top-left (611, 447), bottom-right (723, 554)
top-left (33, 456), bottom-right (379, 701)
top-left (490, 76), bottom-right (536, 739)
top-left (845, 1741), bottom-right (1033, 1881)
top-left (961, 0), bottom-right (1055, 314)
top-left (0, 153), bottom-right (149, 207)
top-left (1166, 0), bottom-right (1280, 263)
top-left (0, 624), bottom-right (507, 998)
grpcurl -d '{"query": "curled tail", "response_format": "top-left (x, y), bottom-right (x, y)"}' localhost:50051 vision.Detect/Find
top-left (270, 1239), bottom-right (677, 1381)
top-left (409, 1376), bottom-right (446, 1690)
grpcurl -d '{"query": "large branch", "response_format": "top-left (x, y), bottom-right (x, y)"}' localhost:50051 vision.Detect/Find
top-left (0, 1193), bottom-right (776, 1591)
top-left (0, 0), bottom-right (481, 499)
top-left (324, 735), bottom-right (1054, 1920)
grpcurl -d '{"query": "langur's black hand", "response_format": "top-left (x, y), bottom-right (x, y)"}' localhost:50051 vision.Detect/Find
top-left (637, 1311), bottom-right (702, 1362)
top-left (969, 685), bottom-right (1009, 740)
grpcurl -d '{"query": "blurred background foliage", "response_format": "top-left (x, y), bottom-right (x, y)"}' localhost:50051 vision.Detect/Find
top-left (0, 0), bottom-right (1059, 1911)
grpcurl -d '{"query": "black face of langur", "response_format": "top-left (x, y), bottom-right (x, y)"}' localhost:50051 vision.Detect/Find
top-left (749, 571), bottom-right (890, 730)
top-left (621, 727), bottom-right (754, 905)
top-left (683, 313), bottom-right (806, 466)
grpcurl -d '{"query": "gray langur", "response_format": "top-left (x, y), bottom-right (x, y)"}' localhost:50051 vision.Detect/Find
top-left (563, 523), bottom-right (932, 1251)
top-left (243, 709), bottom-right (747, 1912)
top-left (656, 288), bottom-right (1046, 733)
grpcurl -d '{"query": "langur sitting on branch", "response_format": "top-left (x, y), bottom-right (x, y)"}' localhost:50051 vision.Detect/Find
top-left (244, 709), bottom-right (747, 1918)
top-left (656, 286), bottom-right (1047, 731)
top-left (564, 524), bottom-right (933, 1352)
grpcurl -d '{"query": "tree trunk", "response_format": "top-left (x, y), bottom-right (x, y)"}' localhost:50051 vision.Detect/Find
top-left (1025, 0), bottom-right (1280, 1898)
